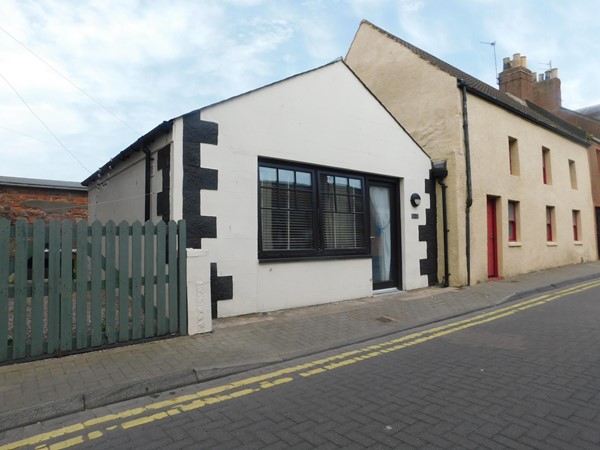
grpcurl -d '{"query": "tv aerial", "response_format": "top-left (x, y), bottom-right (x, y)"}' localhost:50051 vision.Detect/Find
top-left (480, 41), bottom-right (498, 84)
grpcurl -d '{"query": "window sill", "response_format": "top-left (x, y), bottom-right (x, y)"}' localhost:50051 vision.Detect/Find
top-left (546, 242), bottom-right (558, 247)
top-left (508, 241), bottom-right (521, 247)
top-left (259, 254), bottom-right (371, 264)
top-left (574, 241), bottom-right (583, 246)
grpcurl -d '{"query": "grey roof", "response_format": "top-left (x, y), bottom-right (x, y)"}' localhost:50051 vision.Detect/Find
top-left (576, 104), bottom-right (600, 121)
top-left (0, 176), bottom-right (86, 191)
top-left (81, 120), bottom-right (173, 186)
top-left (359, 20), bottom-right (589, 147)
top-left (81, 60), bottom-right (352, 186)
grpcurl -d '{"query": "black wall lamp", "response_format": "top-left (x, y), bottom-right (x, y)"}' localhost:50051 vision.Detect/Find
top-left (410, 193), bottom-right (421, 207)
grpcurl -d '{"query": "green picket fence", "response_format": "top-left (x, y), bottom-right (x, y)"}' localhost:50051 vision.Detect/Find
top-left (0, 218), bottom-right (187, 363)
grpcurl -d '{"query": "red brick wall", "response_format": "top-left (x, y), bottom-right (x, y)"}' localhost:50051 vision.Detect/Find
top-left (0, 186), bottom-right (88, 223)
top-left (554, 109), bottom-right (600, 137)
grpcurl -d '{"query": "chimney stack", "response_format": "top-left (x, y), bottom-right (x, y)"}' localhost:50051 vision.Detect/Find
top-left (498, 53), bottom-right (562, 111)
top-left (533, 67), bottom-right (561, 111)
top-left (498, 52), bottom-right (535, 101)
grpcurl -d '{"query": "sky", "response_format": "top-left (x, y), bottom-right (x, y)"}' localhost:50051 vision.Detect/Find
top-left (1, 0), bottom-right (599, 183)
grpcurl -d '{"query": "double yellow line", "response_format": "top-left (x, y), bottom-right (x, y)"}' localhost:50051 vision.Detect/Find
top-left (3, 279), bottom-right (600, 450)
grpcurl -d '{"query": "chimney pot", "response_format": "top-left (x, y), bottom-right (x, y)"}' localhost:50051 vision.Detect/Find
top-left (520, 56), bottom-right (527, 67)
top-left (550, 68), bottom-right (558, 79)
top-left (538, 73), bottom-right (544, 82)
top-left (513, 53), bottom-right (521, 66)
top-left (503, 57), bottom-right (510, 69)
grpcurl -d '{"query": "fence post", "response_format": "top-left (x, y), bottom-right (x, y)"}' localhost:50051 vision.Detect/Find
top-left (118, 221), bottom-right (130, 342)
top-left (168, 221), bottom-right (178, 333)
top-left (90, 221), bottom-right (103, 347)
top-left (178, 220), bottom-right (187, 336)
top-left (31, 220), bottom-right (46, 356)
top-left (144, 221), bottom-right (155, 338)
top-left (156, 221), bottom-right (167, 335)
top-left (60, 220), bottom-right (73, 351)
top-left (13, 220), bottom-right (28, 359)
top-left (105, 221), bottom-right (116, 344)
top-left (131, 221), bottom-right (143, 340)
top-left (186, 249), bottom-right (212, 335)
top-left (0, 218), bottom-right (9, 362)
top-left (76, 220), bottom-right (88, 349)
top-left (47, 221), bottom-right (61, 353)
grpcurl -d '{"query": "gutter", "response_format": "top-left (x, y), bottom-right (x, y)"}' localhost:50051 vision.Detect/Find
top-left (432, 161), bottom-right (449, 287)
top-left (458, 79), bottom-right (473, 286)
top-left (82, 120), bottom-right (173, 186)
top-left (462, 84), bottom-right (589, 147)
top-left (143, 146), bottom-right (152, 221)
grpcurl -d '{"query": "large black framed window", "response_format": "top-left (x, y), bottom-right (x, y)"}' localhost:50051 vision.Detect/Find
top-left (259, 160), bottom-right (369, 259)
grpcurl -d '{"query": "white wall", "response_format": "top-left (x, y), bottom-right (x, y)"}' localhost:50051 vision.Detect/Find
top-left (194, 61), bottom-right (432, 317)
top-left (87, 131), bottom-right (174, 223)
top-left (87, 151), bottom-right (146, 223)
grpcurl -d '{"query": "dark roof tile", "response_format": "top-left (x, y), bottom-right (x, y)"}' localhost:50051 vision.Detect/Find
top-left (360, 20), bottom-right (589, 146)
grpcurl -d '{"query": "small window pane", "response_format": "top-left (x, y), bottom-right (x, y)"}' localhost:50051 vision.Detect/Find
top-left (277, 189), bottom-right (294, 209)
top-left (296, 190), bottom-right (313, 210)
top-left (296, 171), bottom-right (312, 187)
top-left (262, 210), bottom-right (314, 250)
top-left (321, 193), bottom-right (335, 211)
top-left (350, 195), bottom-right (363, 213)
top-left (322, 176), bottom-right (335, 194)
top-left (349, 178), bottom-right (362, 191)
top-left (259, 167), bottom-right (277, 187)
top-left (278, 169), bottom-right (294, 186)
top-left (335, 176), bottom-right (348, 186)
top-left (288, 211), bottom-right (314, 249)
top-left (323, 213), bottom-right (365, 249)
top-left (336, 195), bottom-right (349, 212)
top-left (261, 187), bottom-right (277, 208)
top-left (508, 201), bottom-right (517, 242)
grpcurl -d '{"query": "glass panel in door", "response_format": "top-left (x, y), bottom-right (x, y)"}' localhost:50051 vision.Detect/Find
top-left (369, 184), bottom-right (395, 288)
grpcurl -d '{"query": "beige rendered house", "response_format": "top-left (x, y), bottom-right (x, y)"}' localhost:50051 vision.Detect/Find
top-left (496, 55), bottom-right (600, 258)
top-left (346, 20), bottom-right (596, 287)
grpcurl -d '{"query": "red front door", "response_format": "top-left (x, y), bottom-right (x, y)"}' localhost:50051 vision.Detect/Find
top-left (487, 197), bottom-right (498, 278)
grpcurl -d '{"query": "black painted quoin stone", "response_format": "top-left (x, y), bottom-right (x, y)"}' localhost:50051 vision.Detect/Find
top-left (418, 176), bottom-right (438, 286)
top-left (210, 263), bottom-right (233, 319)
top-left (156, 145), bottom-right (171, 222)
top-left (182, 113), bottom-right (219, 249)
top-left (182, 113), bottom-right (233, 318)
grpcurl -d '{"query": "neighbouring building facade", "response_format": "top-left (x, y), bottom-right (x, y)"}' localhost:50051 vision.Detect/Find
top-left (83, 61), bottom-right (436, 318)
top-left (0, 176), bottom-right (87, 222)
top-left (346, 21), bottom-right (596, 287)
top-left (498, 55), bottom-right (600, 257)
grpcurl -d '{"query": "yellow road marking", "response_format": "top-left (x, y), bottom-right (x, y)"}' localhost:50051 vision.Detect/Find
top-left (2, 279), bottom-right (600, 450)
top-left (48, 436), bottom-right (83, 450)
top-left (86, 432), bottom-right (102, 441)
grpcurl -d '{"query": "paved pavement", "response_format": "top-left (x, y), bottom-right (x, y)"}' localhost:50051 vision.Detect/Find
top-left (1, 261), bottom-right (600, 432)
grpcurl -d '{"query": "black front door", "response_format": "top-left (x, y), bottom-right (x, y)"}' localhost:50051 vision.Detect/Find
top-left (596, 207), bottom-right (600, 259)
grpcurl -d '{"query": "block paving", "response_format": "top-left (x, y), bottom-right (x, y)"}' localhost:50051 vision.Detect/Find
top-left (1, 261), bottom-right (599, 433)
top-left (73, 283), bottom-right (600, 448)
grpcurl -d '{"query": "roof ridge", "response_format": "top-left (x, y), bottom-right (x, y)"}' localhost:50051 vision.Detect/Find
top-left (356, 20), bottom-right (589, 147)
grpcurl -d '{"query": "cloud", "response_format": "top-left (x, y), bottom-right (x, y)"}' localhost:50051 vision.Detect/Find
top-left (0, 0), bottom-right (597, 183)
top-left (476, 0), bottom-right (600, 108)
